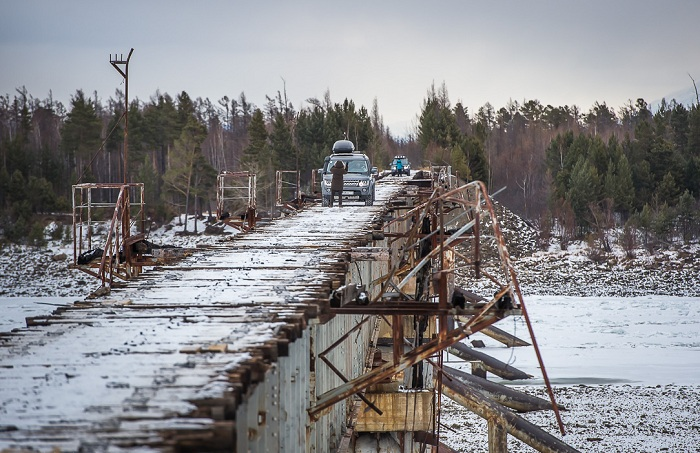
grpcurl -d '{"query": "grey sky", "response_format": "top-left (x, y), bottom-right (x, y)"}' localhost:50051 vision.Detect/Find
top-left (1, 0), bottom-right (698, 136)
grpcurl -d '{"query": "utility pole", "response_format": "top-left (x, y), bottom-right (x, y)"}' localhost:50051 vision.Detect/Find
top-left (110, 48), bottom-right (134, 184)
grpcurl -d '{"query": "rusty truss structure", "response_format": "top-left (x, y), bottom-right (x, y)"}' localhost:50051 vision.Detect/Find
top-left (317, 173), bottom-right (574, 452)
top-left (70, 182), bottom-right (148, 285)
top-left (216, 171), bottom-right (258, 231)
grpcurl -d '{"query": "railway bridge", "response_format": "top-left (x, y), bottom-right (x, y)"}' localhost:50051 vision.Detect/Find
top-left (0, 174), bottom-right (578, 453)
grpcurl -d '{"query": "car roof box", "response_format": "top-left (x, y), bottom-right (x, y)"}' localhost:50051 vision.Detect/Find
top-left (332, 140), bottom-right (355, 153)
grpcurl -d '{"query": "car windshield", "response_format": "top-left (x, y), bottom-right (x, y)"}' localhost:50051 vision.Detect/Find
top-left (330, 159), bottom-right (367, 173)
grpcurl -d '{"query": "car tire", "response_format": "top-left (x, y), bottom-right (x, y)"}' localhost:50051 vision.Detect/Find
top-left (365, 190), bottom-right (375, 206)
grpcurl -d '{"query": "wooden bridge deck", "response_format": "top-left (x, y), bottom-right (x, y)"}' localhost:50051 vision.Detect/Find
top-left (0, 181), bottom-right (404, 452)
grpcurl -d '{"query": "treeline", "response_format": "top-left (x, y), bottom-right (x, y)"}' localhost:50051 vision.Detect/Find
top-left (416, 82), bottom-right (700, 251)
top-left (0, 87), bottom-right (408, 243)
top-left (2, 81), bottom-right (699, 251)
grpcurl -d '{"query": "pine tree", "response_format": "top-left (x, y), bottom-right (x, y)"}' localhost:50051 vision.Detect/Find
top-left (688, 106), bottom-right (700, 157)
top-left (162, 118), bottom-right (209, 232)
top-left (656, 171), bottom-right (680, 206)
top-left (270, 112), bottom-right (296, 171)
top-left (241, 109), bottom-right (270, 171)
top-left (61, 90), bottom-right (102, 181)
top-left (566, 156), bottom-right (599, 228)
top-left (241, 109), bottom-right (274, 208)
top-left (676, 190), bottom-right (696, 242)
top-left (449, 144), bottom-right (470, 181)
top-left (615, 154), bottom-right (635, 216)
top-left (295, 105), bottom-right (327, 185)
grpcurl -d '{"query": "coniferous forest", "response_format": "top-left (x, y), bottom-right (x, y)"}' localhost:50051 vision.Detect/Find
top-left (1, 81), bottom-right (699, 252)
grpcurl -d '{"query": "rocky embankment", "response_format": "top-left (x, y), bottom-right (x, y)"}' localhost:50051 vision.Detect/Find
top-left (0, 244), bottom-right (92, 297)
top-left (472, 202), bottom-right (700, 298)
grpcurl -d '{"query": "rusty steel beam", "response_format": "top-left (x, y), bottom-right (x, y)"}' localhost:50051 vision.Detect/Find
top-left (309, 321), bottom-right (474, 419)
top-left (330, 303), bottom-right (452, 316)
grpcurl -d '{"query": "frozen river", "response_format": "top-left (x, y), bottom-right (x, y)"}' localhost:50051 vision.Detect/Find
top-left (448, 295), bottom-right (700, 386)
top-left (0, 296), bottom-right (76, 332)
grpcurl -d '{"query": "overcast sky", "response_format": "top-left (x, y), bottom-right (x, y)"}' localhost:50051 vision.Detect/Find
top-left (1, 0), bottom-right (699, 136)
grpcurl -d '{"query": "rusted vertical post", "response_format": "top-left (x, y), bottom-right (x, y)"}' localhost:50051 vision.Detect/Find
top-left (72, 186), bottom-right (78, 263)
top-left (110, 49), bottom-right (134, 277)
top-left (392, 315), bottom-right (402, 365)
top-left (474, 210), bottom-right (481, 279)
top-left (139, 184), bottom-right (146, 234)
top-left (87, 188), bottom-right (92, 251)
top-left (436, 196), bottom-right (447, 449)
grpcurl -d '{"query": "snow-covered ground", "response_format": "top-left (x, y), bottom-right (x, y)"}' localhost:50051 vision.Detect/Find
top-left (440, 295), bottom-right (700, 452)
top-left (1, 193), bottom-right (700, 452)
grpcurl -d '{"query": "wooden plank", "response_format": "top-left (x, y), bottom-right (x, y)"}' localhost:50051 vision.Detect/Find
top-left (355, 392), bottom-right (434, 432)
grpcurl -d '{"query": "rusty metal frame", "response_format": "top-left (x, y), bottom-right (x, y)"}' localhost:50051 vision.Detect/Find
top-left (316, 179), bottom-right (566, 447)
top-left (275, 170), bottom-right (302, 212)
top-left (316, 315), bottom-right (384, 416)
top-left (216, 171), bottom-right (257, 231)
top-left (71, 183), bottom-right (146, 286)
top-left (430, 165), bottom-right (458, 190)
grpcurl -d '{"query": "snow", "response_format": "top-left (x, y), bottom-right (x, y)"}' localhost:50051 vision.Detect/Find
top-left (461, 295), bottom-right (700, 387)
top-left (439, 295), bottom-right (700, 452)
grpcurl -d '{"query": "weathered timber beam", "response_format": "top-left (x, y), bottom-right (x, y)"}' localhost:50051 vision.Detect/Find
top-left (442, 365), bottom-right (564, 413)
top-left (448, 341), bottom-right (532, 381)
top-left (442, 376), bottom-right (580, 453)
top-left (481, 325), bottom-right (531, 347)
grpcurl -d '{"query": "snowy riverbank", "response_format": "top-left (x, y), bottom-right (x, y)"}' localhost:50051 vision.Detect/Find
top-left (441, 295), bottom-right (700, 452)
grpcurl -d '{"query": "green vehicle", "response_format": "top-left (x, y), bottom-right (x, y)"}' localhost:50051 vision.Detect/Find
top-left (319, 140), bottom-right (378, 206)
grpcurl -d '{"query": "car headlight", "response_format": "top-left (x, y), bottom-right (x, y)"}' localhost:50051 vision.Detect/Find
top-left (358, 180), bottom-right (369, 186)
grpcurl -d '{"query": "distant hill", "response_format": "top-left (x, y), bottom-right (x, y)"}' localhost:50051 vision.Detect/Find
top-left (651, 85), bottom-right (699, 111)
